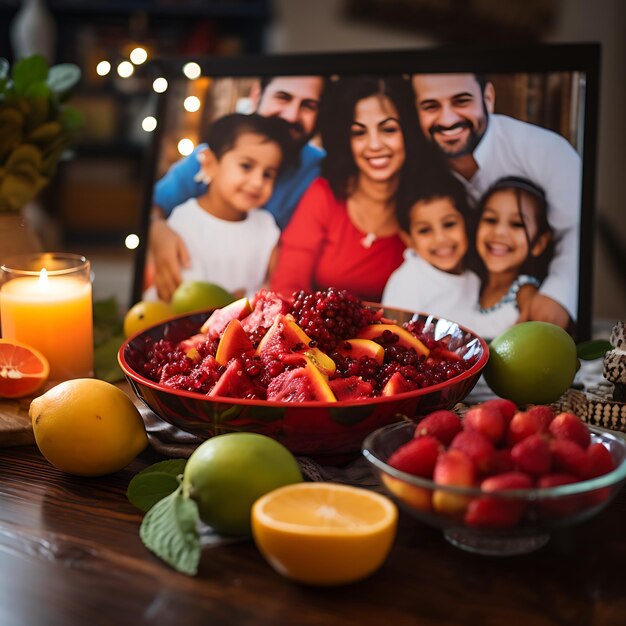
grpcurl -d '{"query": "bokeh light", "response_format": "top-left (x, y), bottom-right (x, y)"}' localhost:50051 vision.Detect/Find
top-left (184, 96), bottom-right (201, 112)
top-left (125, 234), bottom-right (140, 250)
top-left (177, 138), bottom-right (195, 156)
top-left (152, 77), bottom-right (168, 93)
top-left (183, 62), bottom-right (201, 80)
top-left (142, 116), bottom-right (157, 132)
top-left (96, 60), bottom-right (111, 76)
top-left (117, 61), bottom-right (134, 78)
top-left (130, 47), bottom-right (148, 65)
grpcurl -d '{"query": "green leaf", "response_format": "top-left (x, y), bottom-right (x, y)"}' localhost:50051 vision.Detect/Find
top-left (59, 106), bottom-right (83, 131)
top-left (24, 80), bottom-right (50, 101)
top-left (12, 55), bottom-right (48, 96)
top-left (134, 458), bottom-right (188, 479)
top-left (139, 486), bottom-right (201, 576)
top-left (127, 459), bottom-right (187, 512)
top-left (93, 332), bottom-right (125, 383)
top-left (128, 472), bottom-right (181, 513)
top-left (577, 339), bottom-right (612, 360)
top-left (48, 63), bottom-right (81, 94)
top-left (93, 296), bottom-right (123, 342)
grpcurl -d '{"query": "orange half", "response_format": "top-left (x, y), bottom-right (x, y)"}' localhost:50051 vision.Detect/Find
top-left (0, 339), bottom-right (50, 399)
top-left (252, 482), bottom-right (397, 585)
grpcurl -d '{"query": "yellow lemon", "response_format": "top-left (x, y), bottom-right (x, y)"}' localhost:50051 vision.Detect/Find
top-left (29, 379), bottom-right (148, 477)
top-left (252, 482), bottom-right (398, 585)
top-left (484, 321), bottom-right (578, 405)
top-left (123, 300), bottom-right (174, 338)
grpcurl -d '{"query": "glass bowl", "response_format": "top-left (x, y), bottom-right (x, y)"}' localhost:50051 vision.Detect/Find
top-left (362, 421), bottom-right (626, 555)
top-left (118, 307), bottom-right (488, 463)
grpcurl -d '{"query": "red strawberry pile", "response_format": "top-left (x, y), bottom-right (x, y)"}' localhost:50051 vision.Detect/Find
top-left (386, 399), bottom-right (618, 529)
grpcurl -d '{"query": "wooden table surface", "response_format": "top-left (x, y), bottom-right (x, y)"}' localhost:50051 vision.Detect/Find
top-left (1, 436), bottom-right (626, 626)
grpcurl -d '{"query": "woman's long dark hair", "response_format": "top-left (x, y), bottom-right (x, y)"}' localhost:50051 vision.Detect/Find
top-left (319, 75), bottom-right (440, 200)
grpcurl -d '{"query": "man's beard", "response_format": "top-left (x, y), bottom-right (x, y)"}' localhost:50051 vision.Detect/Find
top-left (286, 121), bottom-right (309, 149)
top-left (429, 120), bottom-right (483, 158)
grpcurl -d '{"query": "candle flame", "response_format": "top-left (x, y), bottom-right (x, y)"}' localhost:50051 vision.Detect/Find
top-left (38, 268), bottom-right (49, 286)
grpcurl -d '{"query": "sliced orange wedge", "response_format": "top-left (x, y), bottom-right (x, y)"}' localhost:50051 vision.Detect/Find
top-left (252, 482), bottom-right (397, 585)
top-left (0, 339), bottom-right (50, 399)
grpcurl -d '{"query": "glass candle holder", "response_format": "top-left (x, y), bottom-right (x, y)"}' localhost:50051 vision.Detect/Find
top-left (1, 253), bottom-right (94, 380)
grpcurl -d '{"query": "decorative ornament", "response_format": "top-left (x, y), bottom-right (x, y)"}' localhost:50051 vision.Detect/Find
top-left (553, 321), bottom-right (626, 432)
top-left (603, 321), bottom-right (626, 401)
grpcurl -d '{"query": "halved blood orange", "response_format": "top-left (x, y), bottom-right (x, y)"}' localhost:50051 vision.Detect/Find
top-left (0, 339), bottom-right (50, 399)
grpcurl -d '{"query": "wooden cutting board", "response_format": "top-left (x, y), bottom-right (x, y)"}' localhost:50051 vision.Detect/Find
top-left (0, 395), bottom-right (35, 446)
top-left (0, 381), bottom-right (63, 447)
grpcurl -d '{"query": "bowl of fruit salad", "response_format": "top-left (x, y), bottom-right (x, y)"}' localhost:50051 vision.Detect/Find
top-left (362, 401), bottom-right (626, 555)
top-left (119, 288), bottom-right (488, 462)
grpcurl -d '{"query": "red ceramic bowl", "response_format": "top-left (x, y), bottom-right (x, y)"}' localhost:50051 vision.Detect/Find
top-left (118, 306), bottom-right (489, 462)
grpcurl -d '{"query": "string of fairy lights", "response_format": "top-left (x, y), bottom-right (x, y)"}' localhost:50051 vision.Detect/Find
top-left (96, 48), bottom-right (203, 154)
top-left (94, 48), bottom-right (204, 250)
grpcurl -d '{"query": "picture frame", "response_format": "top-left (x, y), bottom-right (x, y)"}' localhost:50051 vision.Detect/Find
top-left (132, 42), bottom-right (600, 341)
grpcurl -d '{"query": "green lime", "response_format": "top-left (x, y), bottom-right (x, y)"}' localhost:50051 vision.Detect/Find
top-left (123, 300), bottom-right (174, 338)
top-left (484, 321), bottom-right (578, 405)
top-left (182, 433), bottom-right (302, 536)
top-left (170, 281), bottom-right (235, 315)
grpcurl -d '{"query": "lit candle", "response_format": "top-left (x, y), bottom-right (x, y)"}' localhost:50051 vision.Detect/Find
top-left (1, 254), bottom-right (93, 380)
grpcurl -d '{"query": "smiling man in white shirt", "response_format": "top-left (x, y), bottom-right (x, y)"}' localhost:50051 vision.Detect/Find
top-left (411, 73), bottom-right (581, 329)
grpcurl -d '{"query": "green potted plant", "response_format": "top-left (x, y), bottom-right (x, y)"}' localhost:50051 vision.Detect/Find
top-left (0, 54), bottom-right (82, 254)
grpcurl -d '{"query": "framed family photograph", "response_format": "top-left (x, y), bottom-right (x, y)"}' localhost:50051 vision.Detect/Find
top-left (133, 42), bottom-right (600, 342)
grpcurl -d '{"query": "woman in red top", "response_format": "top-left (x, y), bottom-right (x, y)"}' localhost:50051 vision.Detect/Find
top-left (270, 75), bottom-right (444, 302)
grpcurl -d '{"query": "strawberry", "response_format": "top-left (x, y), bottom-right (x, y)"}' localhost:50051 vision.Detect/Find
top-left (511, 434), bottom-right (551, 476)
top-left (506, 410), bottom-right (543, 446)
top-left (387, 435), bottom-right (441, 478)
top-left (464, 404), bottom-right (506, 444)
top-left (432, 449), bottom-right (476, 516)
top-left (481, 471), bottom-right (534, 492)
top-left (467, 470), bottom-right (534, 529)
top-left (549, 412), bottom-right (591, 449)
top-left (415, 410), bottom-right (462, 446)
top-left (586, 442), bottom-right (615, 478)
top-left (480, 398), bottom-right (518, 426)
top-left (433, 449), bottom-right (476, 486)
top-left (536, 473), bottom-right (583, 518)
top-left (549, 438), bottom-right (590, 477)
top-left (482, 449), bottom-right (515, 476)
top-left (450, 430), bottom-right (495, 474)
top-left (537, 473), bottom-right (578, 488)
top-left (526, 405), bottom-right (556, 430)
top-left (465, 496), bottom-right (525, 528)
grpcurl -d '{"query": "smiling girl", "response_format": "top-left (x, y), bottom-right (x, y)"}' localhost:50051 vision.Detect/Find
top-left (473, 176), bottom-right (554, 336)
